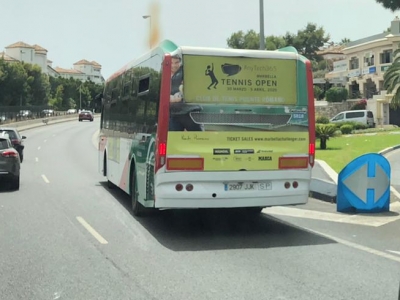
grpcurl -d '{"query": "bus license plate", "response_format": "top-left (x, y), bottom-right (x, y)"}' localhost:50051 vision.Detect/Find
top-left (224, 182), bottom-right (272, 191)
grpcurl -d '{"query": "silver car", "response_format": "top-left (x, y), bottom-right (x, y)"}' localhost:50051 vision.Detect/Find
top-left (0, 132), bottom-right (20, 190)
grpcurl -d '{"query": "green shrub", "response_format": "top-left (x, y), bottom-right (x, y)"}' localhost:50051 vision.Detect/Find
top-left (325, 87), bottom-right (348, 103)
top-left (316, 116), bottom-right (330, 124)
top-left (340, 124), bottom-right (353, 134)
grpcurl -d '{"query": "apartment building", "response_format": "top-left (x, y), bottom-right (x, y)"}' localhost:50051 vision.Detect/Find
top-left (0, 41), bottom-right (104, 84)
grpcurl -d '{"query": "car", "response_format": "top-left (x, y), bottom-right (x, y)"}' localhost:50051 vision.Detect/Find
top-left (41, 109), bottom-right (54, 117)
top-left (0, 132), bottom-right (20, 190)
top-left (16, 110), bottom-right (33, 120)
top-left (0, 127), bottom-right (26, 163)
top-left (67, 109), bottom-right (77, 114)
top-left (79, 110), bottom-right (94, 122)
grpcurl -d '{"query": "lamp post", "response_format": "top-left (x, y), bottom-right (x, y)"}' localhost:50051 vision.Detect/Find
top-left (142, 15), bottom-right (152, 48)
top-left (259, 0), bottom-right (265, 50)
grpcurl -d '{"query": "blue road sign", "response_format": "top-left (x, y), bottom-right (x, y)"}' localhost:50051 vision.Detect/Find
top-left (337, 153), bottom-right (391, 213)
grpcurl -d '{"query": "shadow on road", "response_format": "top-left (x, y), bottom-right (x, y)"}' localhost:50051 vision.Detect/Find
top-left (99, 181), bottom-right (336, 252)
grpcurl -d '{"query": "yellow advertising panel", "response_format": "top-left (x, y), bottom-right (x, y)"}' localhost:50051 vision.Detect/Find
top-left (182, 55), bottom-right (297, 105)
top-left (167, 131), bottom-right (308, 171)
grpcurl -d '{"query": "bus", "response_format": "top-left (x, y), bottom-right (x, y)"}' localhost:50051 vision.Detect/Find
top-left (98, 40), bottom-right (315, 216)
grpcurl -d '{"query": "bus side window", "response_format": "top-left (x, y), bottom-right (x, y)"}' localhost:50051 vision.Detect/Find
top-left (138, 75), bottom-right (150, 96)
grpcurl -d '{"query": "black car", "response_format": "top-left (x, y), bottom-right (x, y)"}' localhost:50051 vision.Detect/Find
top-left (0, 128), bottom-right (26, 162)
top-left (0, 132), bottom-right (20, 190)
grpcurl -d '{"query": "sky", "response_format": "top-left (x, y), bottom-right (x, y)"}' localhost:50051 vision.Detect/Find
top-left (1, 0), bottom-right (398, 80)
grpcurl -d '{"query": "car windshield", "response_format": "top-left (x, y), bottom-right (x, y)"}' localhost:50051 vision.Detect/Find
top-left (0, 130), bottom-right (17, 139)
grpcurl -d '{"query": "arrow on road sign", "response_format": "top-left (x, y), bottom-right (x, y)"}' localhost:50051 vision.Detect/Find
top-left (343, 163), bottom-right (389, 204)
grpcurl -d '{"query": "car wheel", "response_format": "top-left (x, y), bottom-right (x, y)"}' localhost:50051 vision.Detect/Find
top-left (11, 175), bottom-right (20, 190)
top-left (131, 171), bottom-right (145, 216)
top-left (79, 119), bottom-right (82, 122)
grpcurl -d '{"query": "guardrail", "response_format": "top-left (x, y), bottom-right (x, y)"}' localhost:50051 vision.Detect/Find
top-left (0, 114), bottom-right (98, 132)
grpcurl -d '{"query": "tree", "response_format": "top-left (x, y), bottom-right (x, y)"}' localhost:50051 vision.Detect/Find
top-left (376, 0), bottom-right (400, 11)
top-left (291, 23), bottom-right (330, 61)
top-left (340, 38), bottom-right (351, 45)
top-left (226, 23), bottom-right (330, 61)
top-left (316, 124), bottom-right (337, 150)
top-left (383, 46), bottom-right (400, 107)
top-left (226, 30), bottom-right (260, 49)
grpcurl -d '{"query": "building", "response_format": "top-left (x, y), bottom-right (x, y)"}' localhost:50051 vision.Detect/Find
top-left (1, 41), bottom-right (104, 84)
top-left (325, 16), bottom-right (400, 99)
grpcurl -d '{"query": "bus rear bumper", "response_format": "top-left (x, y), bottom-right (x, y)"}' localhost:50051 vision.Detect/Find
top-left (154, 170), bottom-right (311, 209)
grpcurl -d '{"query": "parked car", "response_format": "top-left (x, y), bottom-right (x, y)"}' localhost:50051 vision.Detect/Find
top-left (79, 110), bottom-right (94, 122)
top-left (67, 109), bottom-right (77, 114)
top-left (330, 110), bottom-right (375, 128)
top-left (0, 128), bottom-right (26, 162)
top-left (0, 132), bottom-right (20, 190)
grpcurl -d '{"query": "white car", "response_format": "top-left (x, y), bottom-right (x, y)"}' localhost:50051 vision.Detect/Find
top-left (67, 109), bottom-right (77, 114)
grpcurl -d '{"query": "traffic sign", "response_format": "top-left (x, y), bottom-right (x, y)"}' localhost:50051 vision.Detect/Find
top-left (337, 153), bottom-right (391, 213)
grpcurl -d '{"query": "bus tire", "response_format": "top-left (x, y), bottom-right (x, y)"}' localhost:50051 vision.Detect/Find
top-left (131, 170), bottom-right (145, 217)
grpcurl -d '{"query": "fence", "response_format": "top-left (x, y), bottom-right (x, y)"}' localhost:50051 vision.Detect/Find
top-left (0, 105), bottom-right (76, 124)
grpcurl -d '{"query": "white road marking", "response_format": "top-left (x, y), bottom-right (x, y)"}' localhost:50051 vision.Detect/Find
top-left (302, 227), bottom-right (400, 264)
top-left (387, 250), bottom-right (400, 256)
top-left (76, 216), bottom-right (108, 245)
top-left (41, 175), bottom-right (50, 183)
top-left (35, 157), bottom-right (39, 162)
top-left (38, 146), bottom-right (41, 150)
top-left (262, 201), bottom-right (400, 227)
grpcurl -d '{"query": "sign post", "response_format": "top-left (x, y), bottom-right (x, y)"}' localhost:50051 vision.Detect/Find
top-left (337, 153), bottom-right (390, 213)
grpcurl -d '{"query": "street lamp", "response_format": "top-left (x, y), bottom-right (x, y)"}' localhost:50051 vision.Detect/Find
top-left (142, 15), bottom-right (152, 48)
top-left (259, 0), bottom-right (265, 50)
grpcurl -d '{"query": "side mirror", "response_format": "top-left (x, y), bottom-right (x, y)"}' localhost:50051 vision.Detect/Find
top-left (22, 136), bottom-right (27, 139)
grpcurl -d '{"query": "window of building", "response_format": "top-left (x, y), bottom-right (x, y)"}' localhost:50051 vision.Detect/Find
top-left (349, 57), bottom-right (359, 70)
top-left (364, 52), bottom-right (374, 67)
top-left (380, 50), bottom-right (392, 64)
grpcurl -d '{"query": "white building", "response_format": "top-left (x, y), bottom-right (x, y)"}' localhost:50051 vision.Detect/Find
top-left (1, 41), bottom-right (104, 84)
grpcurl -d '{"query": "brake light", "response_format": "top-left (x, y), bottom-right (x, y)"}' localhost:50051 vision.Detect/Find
top-left (279, 157), bottom-right (308, 169)
top-left (309, 143), bottom-right (315, 167)
top-left (1, 150), bottom-right (18, 158)
top-left (159, 143), bottom-right (166, 156)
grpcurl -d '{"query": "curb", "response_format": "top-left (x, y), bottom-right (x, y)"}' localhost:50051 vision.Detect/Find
top-left (18, 117), bottom-right (76, 132)
top-left (311, 145), bottom-right (400, 202)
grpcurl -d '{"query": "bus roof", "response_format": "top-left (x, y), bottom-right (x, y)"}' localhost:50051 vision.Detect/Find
top-left (106, 40), bottom-right (307, 83)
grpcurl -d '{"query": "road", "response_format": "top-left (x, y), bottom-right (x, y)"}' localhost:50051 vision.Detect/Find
top-left (1, 119), bottom-right (400, 300)
top-left (386, 148), bottom-right (400, 194)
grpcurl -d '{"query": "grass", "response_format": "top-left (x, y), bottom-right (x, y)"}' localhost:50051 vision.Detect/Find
top-left (316, 130), bottom-right (400, 173)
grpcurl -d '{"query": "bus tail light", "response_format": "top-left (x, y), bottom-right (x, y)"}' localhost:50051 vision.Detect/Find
top-left (167, 158), bottom-right (204, 171)
top-left (309, 143), bottom-right (315, 167)
top-left (279, 157), bottom-right (308, 169)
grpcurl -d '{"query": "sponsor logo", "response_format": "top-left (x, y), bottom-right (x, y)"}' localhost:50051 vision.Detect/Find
top-left (233, 156), bottom-right (242, 162)
top-left (258, 156), bottom-right (272, 161)
top-left (213, 157), bottom-right (228, 161)
top-left (213, 148), bottom-right (230, 155)
top-left (234, 149), bottom-right (254, 154)
top-left (257, 149), bottom-right (273, 153)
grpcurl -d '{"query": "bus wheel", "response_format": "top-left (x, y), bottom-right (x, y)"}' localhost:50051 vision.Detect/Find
top-left (131, 172), bottom-right (145, 217)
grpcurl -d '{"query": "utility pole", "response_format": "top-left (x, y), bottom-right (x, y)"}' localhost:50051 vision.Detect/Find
top-left (259, 0), bottom-right (265, 50)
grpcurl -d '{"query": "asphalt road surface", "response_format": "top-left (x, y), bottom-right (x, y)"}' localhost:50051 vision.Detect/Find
top-left (1, 119), bottom-right (399, 300)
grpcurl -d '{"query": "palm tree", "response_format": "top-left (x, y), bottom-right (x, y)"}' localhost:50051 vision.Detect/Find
top-left (383, 45), bottom-right (400, 108)
top-left (316, 124), bottom-right (337, 150)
